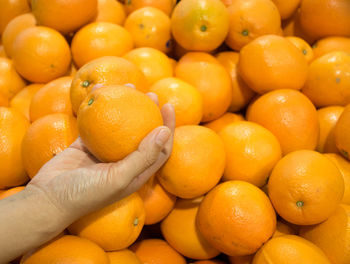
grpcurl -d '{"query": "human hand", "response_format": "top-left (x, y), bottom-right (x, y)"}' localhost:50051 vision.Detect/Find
top-left (25, 93), bottom-right (175, 225)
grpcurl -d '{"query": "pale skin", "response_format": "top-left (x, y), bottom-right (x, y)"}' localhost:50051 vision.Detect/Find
top-left (0, 94), bottom-right (175, 264)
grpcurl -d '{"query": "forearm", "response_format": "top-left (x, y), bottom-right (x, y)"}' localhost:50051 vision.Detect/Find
top-left (0, 187), bottom-right (72, 263)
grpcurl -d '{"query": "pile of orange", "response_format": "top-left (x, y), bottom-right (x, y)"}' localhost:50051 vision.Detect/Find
top-left (1, 0), bottom-right (350, 263)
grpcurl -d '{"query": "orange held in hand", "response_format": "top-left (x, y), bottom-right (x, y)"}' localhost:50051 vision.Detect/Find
top-left (77, 85), bottom-right (163, 162)
top-left (197, 181), bottom-right (276, 256)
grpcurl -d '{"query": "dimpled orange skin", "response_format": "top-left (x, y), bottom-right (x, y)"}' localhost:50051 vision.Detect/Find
top-left (0, 107), bottom-right (29, 188)
top-left (68, 193), bottom-right (145, 251)
top-left (138, 175), bottom-right (177, 225)
top-left (124, 7), bottom-right (172, 53)
top-left (161, 197), bottom-right (220, 260)
top-left (0, 45), bottom-right (6, 58)
top-left (157, 125), bottom-right (225, 199)
top-left (149, 77), bottom-right (203, 127)
top-left (175, 52), bottom-right (232, 122)
top-left (271, 0), bottom-right (301, 20)
top-left (335, 104), bottom-right (350, 161)
top-left (12, 26), bottom-right (71, 83)
top-left (204, 113), bottom-right (244, 134)
top-left (31, 0), bottom-right (97, 34)
top-left (225, 0), bottom-right (281, 51)
top-left (238, 35), bottom-right (308, 94)
top-left (228, 255), bottom-right (254, 264)
top-left (300, 204), bottom-right (350, 264)
top-left (21, 113), bottom-right (78, 178)
top-left (219, 121), bottom-right (282, 187)
top-left (21, 235), bottom-right (109, 264)
top-left (299, 0), bottom-right (350, 39)
top-left (268, 150), bottom-right (344, 225)
top-left (325, 153), bottom-right (350, 205)
top-left (0, 58), bottom-right (26, 101)
top-left (10, 84), bottom-right (44, 120)
top-left (30, 76), bottom-right (73, 122)
top-left (77, 85), bottom-right (163, 162)
top-left (94, 0), bottom-right (126, 25)
top-left (171, 0), bottom-right (229, 52)
top-left (70, 56), bottom-right (148, 115)
top-left (246, 89), bottom-right (319, 155)
top-left (71, 22), bottom-right (133, 68)
top-left (0, 186), bottom-right (25, 200)
top-left (130, 239), bottom-right (186, 264)
top-left (302, 52), bottom-right (350, 108)
top-left (124, 0), bottom-right (175, 16)
top-left (313, 37), bottom-right (350, 61)
top-left (252, 235), bottom-right (331, 264)
top-left (0, 0), bottom-right (30, 35)
top-left (107, 250), bottom-right (141, 264)
top-left (286, 36), bottom-right (314, 63)
top-left (124, 47), bottom-right (173, 86)
top-left (317, 106), bottom-right (344, 153)
top-left (2, 13), bottom-right (37, 58)
top-left (215, 52), bottom-right (255, 112)
top-left (197, 181), bottom-right (276, 256)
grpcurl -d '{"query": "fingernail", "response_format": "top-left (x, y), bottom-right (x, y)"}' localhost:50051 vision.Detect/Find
top-left (155, 127), bottom-right (171, 147)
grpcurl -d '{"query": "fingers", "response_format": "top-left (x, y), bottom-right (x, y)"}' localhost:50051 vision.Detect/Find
top-left (146, 92), bottom-right (159, 106)
top-left (161, 103), bottom-right (176, 132)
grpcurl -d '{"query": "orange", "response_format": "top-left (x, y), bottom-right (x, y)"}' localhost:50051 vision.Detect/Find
top-left (124, 7), bottom-right (172, 53)
top-left (0, 186), bottom-right (25, 200)
top-left (0, 57), bottom-right (26, 102)
top-left (335, 104), bottom-right (350, 160)
top-left (273, 219), bottom-right (298, 238)
top-left (0, 44), bottom-right (6, 58)
top-left (0, 95), bottom-right (8, 107)
top-left (302, 52), bottom-right (350, 107)
top-left (317, 106), bottom-right (344, 153)
top-left (325, 153), bottom-right (350, 205)
top-left (268, 150), bottom-right (344, 225)
top-left (197, 181), bottom-right (276, 256)
top-left (124, 47), bottom-right (173, 86)
top-left (66, 63), bottom-right (78, 77)
top-left (246, 89), bottom-right (319, 155)
top-left (171, 0), bottom-right (229, 51)
top-left (219, 121), bottom-right (282, 187)
top-left (0, 107), bottom-right (29, 188)
top-left (204, 113), bottom-right (244, 134)
top-left (71, 22), bottom-right (133, 68)
top-left (77, 85), bottom-right (162, 162)
top-left (192, 260), bottom-right (226, 264)
top-left (30, 76), bottom-right (73, 122)
top-left (300, 204), bottom-right (350, 264)
top-left (286, 36), bottom-right (314, 63)
top-left (70, 56), bottom-right (148, 114)
top-left (271, 0), bottom-right (300, 20)
top-left (68, 193), bottom-right (145, 251)
top-left (22, 113), bottom-right (78, 178)
top-left (149, 77), bottom-right (203, 126)
top-left (130, 239), bottom-right (186, 264)
top-left (169, 58), bottom-right (177, 71)
top-left (0, 0), bottom-right (30, 35)
top-left (299, 0), bottom-right (350, 39)
top-left (175, 52), bottom-right (232, 122)
top-left (225, 0), bottom-right (281, 51)
top-left (252, 235), bottom-right (331, 264)
top-left (282, 8), bottom-right (316, 45)
top-left (238, 35), bottom-right (308, 94)
top-left (228, 255), bottom-right (254, 264)
top-left (124, 0), bottom-right (176, 16)
top-left (138, 175), bottom-right (176, 225)
top-left (313, 37), bottom-right (350, 61)
top-left (94, 0), bottom-right (126, 25)
top-left (21, 235), bottom-right (109, 264)
top-left (12, 26), bottom-right (71, 83)
top-left (10, 84), bottom-right (44, 120)
top-left (107, 249), bottom-right (141, 264)
top-left (157, 125), bottom-right (225, 199)
top-left (31, 0), bottom-right (97, 34)
top-left (215, 52), bottom-right (255, 112)
top-left (161, 197), bottom-right (220, 260)
top-left (2, 13), bottom-right (37, 58)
